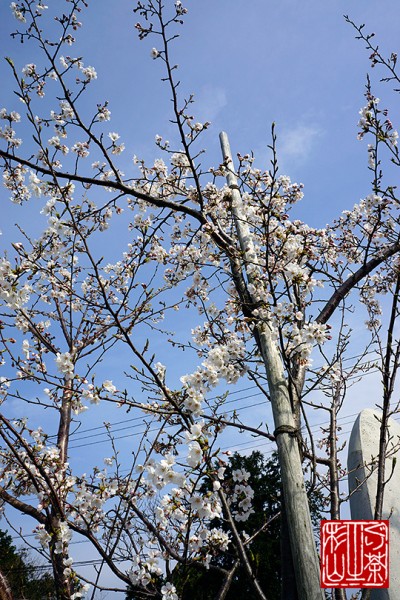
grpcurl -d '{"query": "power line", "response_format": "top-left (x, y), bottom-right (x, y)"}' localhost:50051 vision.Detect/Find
top-left (65, 385), bottom-right (260, 440)
top-left (3, 350), bottom-right (396, 552)
top-left (69, 393), bottom-right (266, 449)
top-left (10, 412), bottom-right (400, 550)
top-left (69, 364), bottom-right (383, 449)
top-left (3, 556), bottom-right (130, 574)
top-left (47, 344), bottom-right (385, 444)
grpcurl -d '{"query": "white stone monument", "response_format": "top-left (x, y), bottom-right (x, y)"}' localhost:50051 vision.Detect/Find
top-left (348, 408), bottom-right (400, 599)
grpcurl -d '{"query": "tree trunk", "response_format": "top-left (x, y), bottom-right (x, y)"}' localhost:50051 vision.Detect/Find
top-left (0, 571), bottom-right (12, 600)
top-left (51, 548), bottom-right (73, 600)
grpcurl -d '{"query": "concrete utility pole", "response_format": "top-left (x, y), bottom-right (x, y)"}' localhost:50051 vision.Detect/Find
top-left (219, 132), bottom-right (324, 600)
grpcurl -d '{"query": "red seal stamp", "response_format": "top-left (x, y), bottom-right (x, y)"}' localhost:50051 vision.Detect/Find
top-left (320, 520), bottom-right (389, 588)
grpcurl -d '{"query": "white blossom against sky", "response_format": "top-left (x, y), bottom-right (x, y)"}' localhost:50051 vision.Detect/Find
top-left (0, 1), bottom-right (399, 597)
top-left (1, 0), bottom-right (399, 226)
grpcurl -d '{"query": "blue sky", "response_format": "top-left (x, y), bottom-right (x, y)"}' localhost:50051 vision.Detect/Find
top-left (2, 0), bottom-right (399, 224)
top-left (1, 0), bottom-right (400, 597)
top-left (60, 0), bottom-right (400, 223)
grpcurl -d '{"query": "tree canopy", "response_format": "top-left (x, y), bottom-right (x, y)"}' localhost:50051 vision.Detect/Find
top-left (0, 2), bottom-right (399, 600)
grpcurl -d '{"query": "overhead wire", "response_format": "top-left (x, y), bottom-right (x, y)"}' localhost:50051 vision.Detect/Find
top-left (4, 347), bottom-right (396, 555)
top-left (65, 359), bottom-right (384, 449)
top-left (47, 342), bottom-right (385, 446)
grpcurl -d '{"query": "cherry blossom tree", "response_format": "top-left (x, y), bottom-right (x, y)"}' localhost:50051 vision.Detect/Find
top-left (0, 2), bottom-right (399, 600)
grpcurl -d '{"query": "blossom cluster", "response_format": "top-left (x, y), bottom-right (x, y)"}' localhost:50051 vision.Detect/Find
top-left (0, 257), bottom-right (31, 308)
top-left (180, 334), bottom-right (246, 414)
top-left (228, 468), bottom-right (255, 522)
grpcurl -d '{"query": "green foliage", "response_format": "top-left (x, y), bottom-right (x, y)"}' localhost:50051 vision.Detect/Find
top-left (0, 529), bottom-right (57, 600)
top-left (126, 451), bottom-right (325, 599)
top-left (174, 451), bottom-right (324, 599)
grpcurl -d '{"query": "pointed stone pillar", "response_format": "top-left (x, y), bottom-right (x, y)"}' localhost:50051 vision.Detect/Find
top-left (348, 408), bottom-right (400, 599)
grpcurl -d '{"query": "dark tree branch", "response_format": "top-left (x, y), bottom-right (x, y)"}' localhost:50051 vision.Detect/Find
top-left (317, 243), bottom-right (400, 324)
